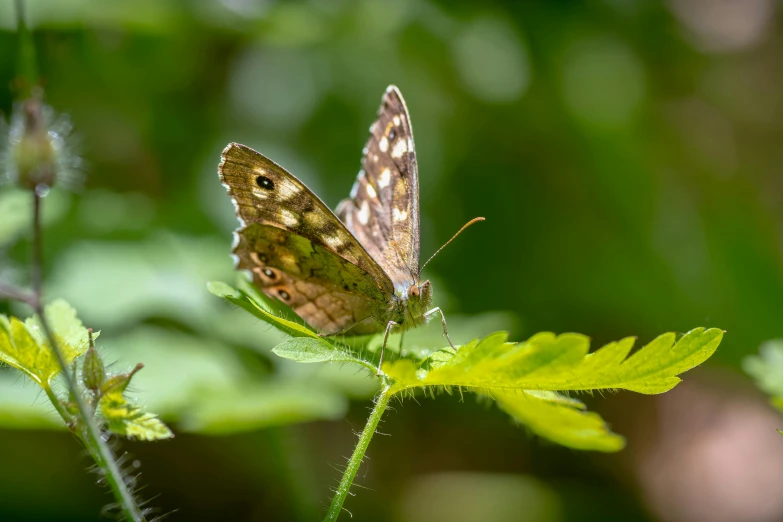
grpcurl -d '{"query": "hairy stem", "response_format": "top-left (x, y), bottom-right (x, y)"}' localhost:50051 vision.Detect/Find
top-left (31, 191), bottom-right (145, 522)
top-left (324, 384), bottom-right (394, 522)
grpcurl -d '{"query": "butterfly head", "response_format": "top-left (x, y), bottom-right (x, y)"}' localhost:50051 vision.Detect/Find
top-left (405, 279), bottom-right (432, 321)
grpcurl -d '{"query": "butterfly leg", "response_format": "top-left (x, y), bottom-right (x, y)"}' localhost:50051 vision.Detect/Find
top-left (424, 307), bottom-right (456, 349)
top-left (377, 320), bottom-right (399, 375)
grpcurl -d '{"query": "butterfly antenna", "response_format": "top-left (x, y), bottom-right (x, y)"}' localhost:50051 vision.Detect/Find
top-left (419, 217), bottom-right (485, 274)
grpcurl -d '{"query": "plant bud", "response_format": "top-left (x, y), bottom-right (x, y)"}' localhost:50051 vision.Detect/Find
top-left (11, 98), bottom-right (56, 190)
top-left (101, 363), bottom-right (144, 396)
top-left (82, 344), bottom-right (105, 392)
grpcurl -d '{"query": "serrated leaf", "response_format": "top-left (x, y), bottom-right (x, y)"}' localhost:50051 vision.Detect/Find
top-left (100, 367), bottom-right (173, 441)
top-left (493, 390), bottom-right (625, 452)
top-left (272, 338), bottom-right (371, 368)
top-left (0, 300), bottom-right (92, 387)
top-left (121, 413), bottom-right (173, 441)
top-left (386, 328), bottom-right (722, 395)
top-left (382, 328), bottom-right (720, 452)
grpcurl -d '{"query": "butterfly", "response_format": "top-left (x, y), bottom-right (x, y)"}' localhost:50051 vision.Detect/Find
top-left (219, 85), bottom-right (482, 372)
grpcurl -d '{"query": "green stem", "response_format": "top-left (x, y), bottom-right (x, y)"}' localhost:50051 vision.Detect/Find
top-left (324, 384), bottom-right (394, 522)
top-left (14, 0), bottom-right (37, 97)
top-left (32, 192), bottom-right (145, 522)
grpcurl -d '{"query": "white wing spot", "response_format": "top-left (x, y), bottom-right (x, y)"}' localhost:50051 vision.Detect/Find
top-left (280, 209), bottom-right (299, 228)
top-left (324, 235), bottom-right (344, 249)
top-left (372, 154), bottom-right (379, 162)
top-left (378, 168), bottom-right (391, 188)
top-left (379, 137), bottom-right (389, 153)
top-left (393, 208), bottom-right (408, 222)
top-left (358, 201), bottom-right (370, 225)
top-left (366, 183), bottom-right (377, 198)
top-left (391, 139), bottom-right (408, 158)
top-left (393, 115), bottom-right (401, 126)
top-left (277, 182), bottom-right (300, 200)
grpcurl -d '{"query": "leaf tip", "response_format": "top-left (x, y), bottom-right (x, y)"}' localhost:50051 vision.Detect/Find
top-left (206, 280), bottom-right (240, 299)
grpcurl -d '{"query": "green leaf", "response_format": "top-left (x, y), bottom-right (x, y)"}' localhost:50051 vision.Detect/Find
top-left (121, 413), bottom-right (174, 441)
top-left (744, 339), bottom-right (783, 412)
top-left (383, 328), bottom-right (721, 451)
top-left (386, 328), bottom-right (722, 395)
top-left (100, 365), bottom-right (173, 441)
top-left (209, 279), bottom-right (318, 340)
top-left (0, 300), bottom-right (92, 387)
top-left (273, 338), bottom-right (371, 368)
top-left (493, 390), bottom-right (625, 452)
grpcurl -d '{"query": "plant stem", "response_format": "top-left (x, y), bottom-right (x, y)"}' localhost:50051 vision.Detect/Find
top-left (0, 282), bottom-right (36, 307)
top-left (31, 191), bottom-right (145, 522)
top-left (324, 384), bottom-right (394, 522)
top-left (14, 0), bottom-right (37, 97)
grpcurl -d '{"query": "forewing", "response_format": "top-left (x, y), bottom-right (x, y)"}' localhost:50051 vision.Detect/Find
top-left (219, 142), bottom-right (392, 292)
top-left (219, 142), bottom-right (393, 334)
top-left (336, 85), bottom-right (420, 286)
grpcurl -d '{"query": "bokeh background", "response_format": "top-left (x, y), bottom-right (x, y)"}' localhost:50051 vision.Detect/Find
top-left (1, 1), bottom-right (783, 521)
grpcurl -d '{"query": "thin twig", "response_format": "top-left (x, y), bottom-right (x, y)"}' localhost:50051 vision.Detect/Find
top-left (0, 282), bottom-right (36, 307)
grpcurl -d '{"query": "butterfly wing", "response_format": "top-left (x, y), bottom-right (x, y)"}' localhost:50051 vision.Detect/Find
top-left (335, 85), bottom-right (420, 287)
top-left (219, 143), bottom-right (393, 334)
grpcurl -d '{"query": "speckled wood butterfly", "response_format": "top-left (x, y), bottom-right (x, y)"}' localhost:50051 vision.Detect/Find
top-left (219, 86), bottom-right (482, 370)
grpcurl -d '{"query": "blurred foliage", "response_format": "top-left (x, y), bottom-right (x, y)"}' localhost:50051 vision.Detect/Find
top-left (0, 0), bottom-right (781, 520)
top-left (745, 340), bottom-right (783, 413)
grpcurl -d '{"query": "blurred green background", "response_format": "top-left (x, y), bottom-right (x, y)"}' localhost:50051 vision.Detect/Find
top-left (2, 1), bottom-right (783, 521)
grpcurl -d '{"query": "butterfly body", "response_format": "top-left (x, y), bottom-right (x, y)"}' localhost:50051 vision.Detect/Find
top-left (219, 85), bottom-right (457, 368)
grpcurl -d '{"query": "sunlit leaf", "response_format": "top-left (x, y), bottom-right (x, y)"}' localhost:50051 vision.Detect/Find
top-left (385, 328), bottom-right (722, 395)
top-left (100, 368), bottom-right (173, 441)
top-left (0, 300), bottom-right (91, 387)
top-left (378, 328), bottom-right (720, 451)
top-left (493, 390), bottom-right (625, 452)
top-left (273, 338), bottom-right (370, 367)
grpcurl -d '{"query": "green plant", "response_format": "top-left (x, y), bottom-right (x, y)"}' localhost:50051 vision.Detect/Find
top-left (0, 2), bottom-right (171, 519)
top-left (210, 278), bottom-right (723, 521)
top-left (744, 340), bottom-right (783, 423)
